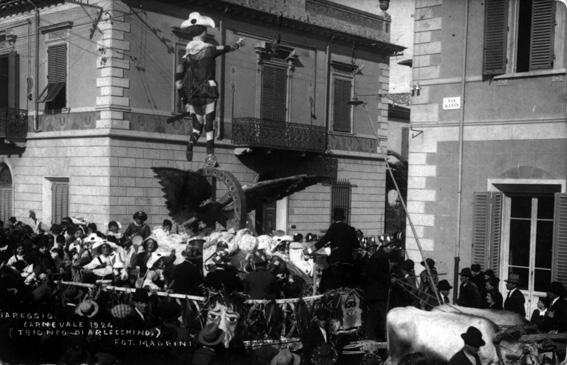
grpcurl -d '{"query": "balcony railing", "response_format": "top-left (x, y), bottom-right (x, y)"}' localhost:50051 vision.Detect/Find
top-left (232, 118), bottom-right (326, 153)
top-left (0, 108), bottom-right (28, 141)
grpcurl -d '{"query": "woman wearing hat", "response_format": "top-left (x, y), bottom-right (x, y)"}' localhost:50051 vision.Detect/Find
top-left (82, 240), bottom-right (119, 281)
top-left (448, 326), bottom-right (485, 365)
top-left (123, 211), bottom-right (151, 241)
top-left (175, 11), bottom-right (244, 165)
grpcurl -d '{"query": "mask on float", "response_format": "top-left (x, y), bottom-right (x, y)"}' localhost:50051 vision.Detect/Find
top-left (197, 301), bottom-right (240, 348)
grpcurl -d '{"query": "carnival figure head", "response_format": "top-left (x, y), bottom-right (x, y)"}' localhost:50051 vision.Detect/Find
top-left (198, 293), bottom-right (245, 349)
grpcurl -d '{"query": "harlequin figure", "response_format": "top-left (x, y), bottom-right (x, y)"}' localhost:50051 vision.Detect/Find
top-left (176, 12), bottom-right (244, 166)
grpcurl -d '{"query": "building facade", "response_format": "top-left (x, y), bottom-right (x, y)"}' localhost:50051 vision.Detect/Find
top-left (407, 0), bottom-right (567, 312)
top-left (0, 0), bottom-right (402, 238)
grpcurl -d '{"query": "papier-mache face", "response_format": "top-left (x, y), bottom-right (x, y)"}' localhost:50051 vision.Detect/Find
top-left (201, 301), bottom-right (240, 348)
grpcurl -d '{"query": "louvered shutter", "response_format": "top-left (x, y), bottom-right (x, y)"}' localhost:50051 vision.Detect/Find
top-left (551, 193), bottom-right (567, 283)
top-left (483, 0), bottom-right (508, 76)
top-left (472, 192), bottom-right (503, 271)
top-left (529, 0), bottom-right (555, 70)
top-left (261, 64), bottom-right (287, 122)
top-left (0, 187), bottom-right (11, 223)
top-left (48, 44), bottom-right (66, 83)
top-left (51, 180), bottom-right (69, 224)
top-left (8, 52), bottom-right (19, 109)
top-left (332, 78), bottom-right (352, 133)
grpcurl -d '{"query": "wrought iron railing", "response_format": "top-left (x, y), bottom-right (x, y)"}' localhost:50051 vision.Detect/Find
top-left (0, 108), bottom-right (28, 141)
top-left (232, 117), bottom-right (326, 153)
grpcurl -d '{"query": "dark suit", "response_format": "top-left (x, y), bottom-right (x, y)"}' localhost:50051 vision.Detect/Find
top-left (301, 323), bottom-right (329, 365)
top-left (539, 297), bottom-right (567, 332)
top-left (449, 349), bottom-right (480, 365)
top-left (504, 289), bottom-right (526, 318)
top-left (171, 260), bottom-right (203, 295)
top-left (458, 281), bottom-right (483, 308)
top-left (470, 273), bottom-right (486, 306)
top-left (314, 221), bottom-right (359, 264)
top-left (243, 267), bottom-right (278, 299)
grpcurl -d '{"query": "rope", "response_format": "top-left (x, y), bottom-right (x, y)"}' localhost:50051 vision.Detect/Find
top-left (361, 104), bottom-right (442, 306)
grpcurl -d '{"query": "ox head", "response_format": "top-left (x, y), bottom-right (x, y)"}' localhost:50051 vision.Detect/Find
top-left (494, 328), bottom-right (540, 365)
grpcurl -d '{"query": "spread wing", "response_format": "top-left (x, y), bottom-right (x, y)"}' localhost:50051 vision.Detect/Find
top-left (244, 174), bottom-right (329, 212)
top-left (152, 167), bottom-right (213, 225)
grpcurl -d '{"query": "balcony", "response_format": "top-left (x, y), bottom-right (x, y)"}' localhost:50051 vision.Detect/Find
top-left (232, 117), bottom-right (326, 153)
top-left (0, 108), bottom-right (28, 142)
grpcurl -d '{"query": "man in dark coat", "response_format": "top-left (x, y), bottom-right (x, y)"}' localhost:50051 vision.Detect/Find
top-left (243, 252), bottom-right (278, 299)
top-left (449, 326), bottom-right (485, 365)
top-left (205, 257), bottom-right (242, 293)
top-left (538, 281), bottom-right (567, 332)
top-left (457, 268), bottom-right (483, 308)
top-left (301, 308), bottom-right (334, 365)
top-left (362, 242), bottom-right (397, 340)
top-left (470, 264), bottom-right (486, 307)
top-left (307, 208), bottom-right (360, 291)
top-left (170, 250), bottom-right (203, 295)
top-left (503, 273), bottom-right (526, 318)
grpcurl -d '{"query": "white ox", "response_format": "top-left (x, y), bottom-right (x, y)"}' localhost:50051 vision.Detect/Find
top-left (386, 307), bottom-right (539, 365)
top-left (433, 305), bottom-right (527, 329)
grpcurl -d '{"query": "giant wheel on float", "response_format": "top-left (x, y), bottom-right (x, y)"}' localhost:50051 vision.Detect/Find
top-left (199, 167), bottom-right (248, 230)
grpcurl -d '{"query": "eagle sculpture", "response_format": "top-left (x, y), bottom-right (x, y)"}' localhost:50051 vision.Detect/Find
top-left (152, 167), bottom-right (328, 230)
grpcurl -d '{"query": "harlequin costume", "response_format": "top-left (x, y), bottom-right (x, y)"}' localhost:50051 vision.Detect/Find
top-left (175, 12), bottom-right (243, 166)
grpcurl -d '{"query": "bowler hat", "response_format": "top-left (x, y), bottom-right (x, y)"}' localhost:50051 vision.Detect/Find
top-left (438, 280), bottom-right (452, 291)
top-left (420, 258), bottom-right (435, 268)
top-left (504, 273), bottom-right (521, 285)
top-left (548, 281), bottom-right (566, 297)
top-left (333, 208), bottom-right (346, 221)
top-left (459, 268), bottom-right (472, 277)
top-left (471, 264), bottom-right (482, 273)
top-left (461, 326), bottom-right (485, 347)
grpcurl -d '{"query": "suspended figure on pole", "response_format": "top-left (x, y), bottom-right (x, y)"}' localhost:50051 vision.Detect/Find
top-left (174, 12), bottom-right (244, 166)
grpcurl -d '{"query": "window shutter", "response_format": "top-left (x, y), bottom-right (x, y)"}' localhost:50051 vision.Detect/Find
top-left (483, 0), bottom-right (508, 76)
top-left (332, 78), bottom-right (352, 132)
top-left (48, 44), bottom-right (66, 84)
top-left (51, 180), bottom-right (69, 224)
top-left (261, 64), bottom-right (287, 122)
top-left (552, 193), bottom-right (567, 283)
top-left (529, 0), bottom-right (555, 70)
top-left (472, 192), bottom-right (503, 271)
top-left (8, 52), bottom-right (19, 109)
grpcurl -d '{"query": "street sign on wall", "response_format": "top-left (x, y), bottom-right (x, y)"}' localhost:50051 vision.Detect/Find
top-left (443, 96), bottom-right (461, 110)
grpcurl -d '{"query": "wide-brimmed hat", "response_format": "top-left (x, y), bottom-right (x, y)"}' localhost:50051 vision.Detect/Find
top-left (438, 279), bottom-right (453, 291)
top-left (110, 304), bottom-right (132, 319)
top-left (548, 281), bottom-right (566, 297)
top-left (61, 286), bottom-right (83, 305)
top-left (505, 273), bottom-right (521, 285)
top-left (178, 12), bottom-right (215, 38)
top-left (459, 268), bottom-right (472, 278)
top-left (75, 299), bottom-right (99, 318)
top-left (92, 239), bottom-right (118, 253)
top-left (461, 326), bottom-right (485, 347)
top-left (270, 348), bottom-right (300, 365)
top-left (143, 235), bottom-right (159, 250)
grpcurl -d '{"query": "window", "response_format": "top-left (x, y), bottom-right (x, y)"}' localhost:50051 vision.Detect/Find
top-left (332, 76), bottom-right (353, 133)
top-left (0, 163), bottom-right (13, 223)
top-left (483, 0), bottom-right (564, 76)
top-left (0, 52), bottom-right (19, 109)
top-left (261, 63), bottom-right (287, 122)
top-left (472, 189), bottom-right (567, 314)
top-left (40, 44), bottom-right (66, 114)
top-left (50, 178), bottom-right (69, 224)
top-left (331, 180), bottom-right (351, 224)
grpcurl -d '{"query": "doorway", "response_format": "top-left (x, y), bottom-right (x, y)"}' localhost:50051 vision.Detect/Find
top-left (501, 194), bottom-right (555, 315)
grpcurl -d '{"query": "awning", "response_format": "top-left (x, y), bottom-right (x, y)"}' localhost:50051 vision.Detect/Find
top-left (38, 82), bottom-right (65, 103)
